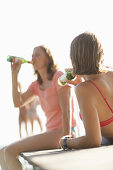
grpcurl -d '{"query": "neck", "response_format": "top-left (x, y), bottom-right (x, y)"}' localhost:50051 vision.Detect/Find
top-left (83, 72), bottom-right (104, 81)
top-left (38, 68), bottom-right (48, 83)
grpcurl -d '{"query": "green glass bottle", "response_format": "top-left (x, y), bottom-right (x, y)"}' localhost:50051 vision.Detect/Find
top-left (58, 70), bottom-right (75, 86)
top-left (7, 55), bottom-right (32, 64)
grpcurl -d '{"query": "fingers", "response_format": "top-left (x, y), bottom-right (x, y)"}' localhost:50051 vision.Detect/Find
top-left (65, 68), bottom-right (73, 72)
top-left (66, 76), bottom-right (82, 85)
top-left (11, 59), bottom-right (22, 65)
top-left (11, 60), bottom-right (22, 74)
top-left (66, 79), bottom-right (75, 85)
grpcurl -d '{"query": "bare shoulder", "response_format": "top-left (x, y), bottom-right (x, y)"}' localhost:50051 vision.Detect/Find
top-left (74, 81), bottom-right (96, 104)
top-left (75, 81), bottom-right (93, 95)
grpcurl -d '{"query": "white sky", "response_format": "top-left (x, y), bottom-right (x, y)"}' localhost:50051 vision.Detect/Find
top-left (0, 0), bottom-right (113, 145)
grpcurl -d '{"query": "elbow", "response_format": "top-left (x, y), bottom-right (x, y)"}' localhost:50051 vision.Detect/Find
top-left (13, 101), bottom-right (21, 108)
top-left (88, 137), bottom-right (101, 148)
top-left (14, 103), bottom-right (20, 108)
top-left (91, 141), bottom-right (101, 148)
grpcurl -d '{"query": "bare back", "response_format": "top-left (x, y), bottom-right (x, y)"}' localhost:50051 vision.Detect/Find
top-left (76, 71), bottom-right (113, 140)
top-left (92, 71), bottom-right (113, 138)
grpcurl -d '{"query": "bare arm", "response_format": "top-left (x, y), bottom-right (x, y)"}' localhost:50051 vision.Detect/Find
top-left (58, 86), bottom-right (72, 136)
top-left (11, 61), bottom-right (35, 107)
top-left (60, 83), bottom-right (102, 149)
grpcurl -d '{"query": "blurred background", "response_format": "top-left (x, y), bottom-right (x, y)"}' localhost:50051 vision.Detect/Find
top-left (0, 0), bottom-right (113, 146)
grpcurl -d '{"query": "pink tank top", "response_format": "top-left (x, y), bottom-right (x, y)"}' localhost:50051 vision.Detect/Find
top-left (29, 71), bottom-right (76, 131)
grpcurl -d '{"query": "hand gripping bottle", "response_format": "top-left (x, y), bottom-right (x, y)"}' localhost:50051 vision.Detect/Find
top-left (58, 70), bottom-right (75, 86)
top-left (7, 55), bottom-right (33, 64)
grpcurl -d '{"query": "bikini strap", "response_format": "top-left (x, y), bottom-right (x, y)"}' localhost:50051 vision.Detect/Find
top-left (90, 80), bottom-right (113, 113)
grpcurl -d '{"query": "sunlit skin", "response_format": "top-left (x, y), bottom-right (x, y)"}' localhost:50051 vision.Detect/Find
top-left (0, 47), bottom-right (77, 170)
top-left (32, 47), bottom-right (49, 72)
top-left (60, 71), bottom-right (113, 149)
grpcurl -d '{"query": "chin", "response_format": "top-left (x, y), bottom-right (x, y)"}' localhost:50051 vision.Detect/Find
top-left (33, 64), bottom-right (39, 70)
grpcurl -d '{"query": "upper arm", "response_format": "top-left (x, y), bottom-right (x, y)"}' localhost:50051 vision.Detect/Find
top-left (54, 71), bottom-right (71, 113)
top-left (75, 84), bottom-right (102, 144)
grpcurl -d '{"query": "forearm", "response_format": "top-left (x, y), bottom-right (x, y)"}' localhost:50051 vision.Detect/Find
top-left (12, 74), bottom-right (21, 107)
top-left (67, 135), bottom-right (101, 149)
top-left (58, 86), bottom-right (72, 136)
top-left (62, 111), bottom-right (71, 136)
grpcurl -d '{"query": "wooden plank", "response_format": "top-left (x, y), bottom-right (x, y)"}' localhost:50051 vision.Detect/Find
top-left (20, 145), bottom-right (113, 170)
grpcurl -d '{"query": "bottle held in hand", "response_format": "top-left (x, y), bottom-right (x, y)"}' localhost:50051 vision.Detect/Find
top-left (58, 70), bottom-right (75, 86)
top-left (7, 55), bottom-right (33, 64)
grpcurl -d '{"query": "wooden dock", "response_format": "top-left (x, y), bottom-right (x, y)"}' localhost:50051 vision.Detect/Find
top-left (20, 145), bottom-right (113, 170)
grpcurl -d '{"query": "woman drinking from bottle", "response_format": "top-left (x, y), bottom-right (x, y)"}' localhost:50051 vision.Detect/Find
top-left (0, 45), bottom-right (76, 170)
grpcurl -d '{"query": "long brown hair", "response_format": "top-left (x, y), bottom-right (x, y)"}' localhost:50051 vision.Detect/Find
top-left (70, 32), bottom-right (104, 75)
top-left (34, 45), bottom-right (58, 84)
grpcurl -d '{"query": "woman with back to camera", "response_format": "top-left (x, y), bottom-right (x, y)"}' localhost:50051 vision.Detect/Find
top-left (0, 45), bottom-right (77, 170)
top-left (60, 32), bottom-right (113, 150)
